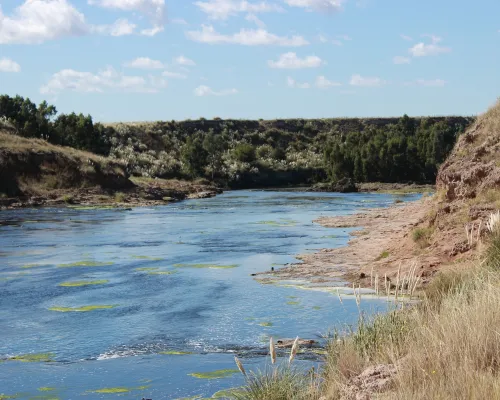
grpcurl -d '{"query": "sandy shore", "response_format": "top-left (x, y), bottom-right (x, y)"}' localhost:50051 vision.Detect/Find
top-left (257, 196), bottom-right (443, 288)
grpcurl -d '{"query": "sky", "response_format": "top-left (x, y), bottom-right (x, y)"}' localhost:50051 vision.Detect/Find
top-left (0, 0), bottom-right (499, 122)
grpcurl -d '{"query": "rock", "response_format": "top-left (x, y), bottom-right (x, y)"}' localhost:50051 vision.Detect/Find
top-left (188, 191), bottom-right (217, 199)
top-left (310, 178), bottom-right (358, 193)
top-left (276, 338), bottom-right (316, 348)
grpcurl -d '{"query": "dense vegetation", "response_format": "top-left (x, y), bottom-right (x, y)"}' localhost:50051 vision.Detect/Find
top-left (0, 94), bottom-right (474, 188)
top-left (0, 94), bottom-right (112, 155)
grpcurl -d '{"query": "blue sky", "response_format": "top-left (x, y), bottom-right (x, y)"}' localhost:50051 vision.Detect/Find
top-left (0, 0), bottom-right (499, 122)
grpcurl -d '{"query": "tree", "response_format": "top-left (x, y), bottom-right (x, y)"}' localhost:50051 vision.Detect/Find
top-left (203, 131), bottom-right (225, 180)
top-left (182, 137), bottom-right (207, 177)
top-left (233, 143), bottom-right (256, 163)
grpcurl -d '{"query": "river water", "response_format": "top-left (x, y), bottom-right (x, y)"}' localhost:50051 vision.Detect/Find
top-left (0, 190), bottom-right (419, 399)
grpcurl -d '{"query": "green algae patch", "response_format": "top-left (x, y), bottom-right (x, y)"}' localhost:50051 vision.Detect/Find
top-left (57, 261), bottom-right (114, 268)
top-left (49, 305), bottom-right (117, 312)
top-left (89, 387), bottom-right (130, 394)
top-left (212, 388), bottom-right (244, 398)
top-left (147, 271), bottom-right (176, 275)
top-left (173, 263), bottom-right (238, 269)
top-left (38, 388), bottom-right (56, 392)
top-left (256, 220), bottom-right (297, 227)
top-left (21, 264), bottom-right (42, 269)
top-left (88, 385), bottom-right (149, 394)
top-left (312, 306), bottom-right (322, 310)
top-left (135, 267), bottom-right (159, 271)
top-left (259, 321), bottom-right (273, 327)
top-left (9, 353), bottom-right (55, 363)
top-left (188, 369), bottom-right (240, 380)
top-left (0, 395), bottom-right (20, 399)
top-left (310, 348), bottom-right (328, 355)
top-left (131, 255), bottom-right (163, 261)
top-left (58, 280), bottom-right (108, 287)
top-left (287, 301), bottom-right (300, 305)
top-left (160, 350), bottom-right (192, 355)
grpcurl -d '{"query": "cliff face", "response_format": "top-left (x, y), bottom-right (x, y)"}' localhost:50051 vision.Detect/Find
top-left (437, 101), bottom-right (500, 201)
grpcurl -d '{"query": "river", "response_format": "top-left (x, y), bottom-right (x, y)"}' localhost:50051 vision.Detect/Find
top-left (0, 190), bottom-right (420, 399)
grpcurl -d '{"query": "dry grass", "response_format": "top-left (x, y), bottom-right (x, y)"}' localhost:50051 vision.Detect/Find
top-left (318, 217), bottom-right (500, 400)
top-left (412, 227), bottom-right (433, 248)
top-left (0, 131), bottom-right (112, 165)
top-left (479, 99), bottom-right (500, 138)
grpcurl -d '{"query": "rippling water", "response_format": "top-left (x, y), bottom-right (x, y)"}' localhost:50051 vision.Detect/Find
top-left (0, 190), bottom-right (419, 399)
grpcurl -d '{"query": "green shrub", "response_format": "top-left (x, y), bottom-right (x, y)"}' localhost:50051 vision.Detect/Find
top-left (231, 365), bottom-right (314, 400)
top-left (233, 143), bottom-right (256, 163)
top-left (412, 227), bottom-right (433, 248)
top-left (114, 192), bottom-right (126, 203)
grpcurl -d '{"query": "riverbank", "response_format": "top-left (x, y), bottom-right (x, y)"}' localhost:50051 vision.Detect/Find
top-left (256, 196), bottom-right (438, 289)
top-left (0, 130), bottom-right (221, 210)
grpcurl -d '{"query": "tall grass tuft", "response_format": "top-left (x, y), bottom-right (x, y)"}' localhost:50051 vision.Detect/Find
top-left (230, 365), bottom-right (316, 400)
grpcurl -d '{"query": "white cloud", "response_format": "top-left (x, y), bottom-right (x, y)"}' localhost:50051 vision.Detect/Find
top-left (332, 39), bottom-right (343, 46)
top-left (393, 56), bottom-right (411, 64)
top-left (315, 75), bottom-right (341, 88)
top-left (140, 26), bottom-right (164, 36)
top-left (194, 85), bottom-right (238, 96)
top-left (175, 55), bottom-right (196, 66)
top-left (186, 25), bottom-right (308, 46)
top-left (88, 0), bottom-right (165, 35)
top-left (125, 57), bottom-right (164, 69)
top-left (172, 18), bottom-right (188, 25)
top-left (195, 0), bottom-right (282, 20)
top-left (413, 79), bottom-right (446, 87)
top-left (94, 18), bottom-right (137, 36)
top-left (0, 0), bottom-right (88, 44)
top-left (88, 0), bottom-right (165, 24)
top-left (0, 58), bottom-right (21, 73)
top-left (400, 34), bottom-right (413, 41)
top-left (268, 52), bottom-right (323, 69)
top-left (286, 76), bottom-right (310, 89)
top-left (40, 67), bottom-right (166, 94)
top-left (337, 34), bottom-right (351, 41)
top-left (284, 0), bottom-right (344, 13)
top-left (317, 34), bottom-right (328, 43)
top-left (409, 41), bottom-right (451, 57)
top-left (350, 74), bottom-right (385, 87)
top-left (162, 70), bottom-right (187, 79)
top-left (422, 34), bottom-right (442, 44)
top-left (245, 13), bottom-right (266, 28)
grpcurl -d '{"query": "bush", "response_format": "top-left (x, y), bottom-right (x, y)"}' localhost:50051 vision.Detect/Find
top-left (412, 227), bottom-right (433, 248)
top-left (231, 365), bottom-right (315, 400)
top-left (233, 143), bottom-right (256, 163)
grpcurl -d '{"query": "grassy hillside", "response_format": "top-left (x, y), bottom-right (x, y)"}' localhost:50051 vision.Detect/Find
top-left (0, 130), bottom-right (219, 207)
top-left (0, 130), bottom-right (131, 198)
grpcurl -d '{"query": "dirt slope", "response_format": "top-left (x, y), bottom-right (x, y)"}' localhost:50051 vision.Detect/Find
top-left (0, 131), bottom-right (220, 208)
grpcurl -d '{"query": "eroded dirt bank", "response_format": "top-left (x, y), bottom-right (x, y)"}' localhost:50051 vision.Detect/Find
top-left (258, 194), bottom-right (479, 289)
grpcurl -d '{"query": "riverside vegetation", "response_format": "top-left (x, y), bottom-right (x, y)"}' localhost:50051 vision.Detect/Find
top-left (1, 94), bottom-right (474, 195)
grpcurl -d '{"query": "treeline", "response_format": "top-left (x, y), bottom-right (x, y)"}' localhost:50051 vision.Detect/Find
top-left (324, 115), bottom-right (473, 183)
top-left (0, 94), bottom-right (475, 187)
top-left (0, 95), bottom-right (113, 155)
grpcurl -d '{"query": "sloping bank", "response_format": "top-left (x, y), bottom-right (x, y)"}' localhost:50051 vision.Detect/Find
top-left (0, 130), bottom-right (221, 209)
top-left (234, 101), bottom-right (500, 400)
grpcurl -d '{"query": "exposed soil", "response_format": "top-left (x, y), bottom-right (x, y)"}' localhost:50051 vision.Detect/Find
top-left (257, 193), bottom-right (483, 290)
